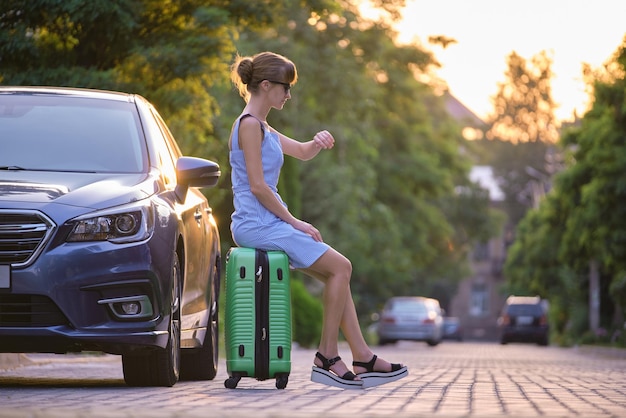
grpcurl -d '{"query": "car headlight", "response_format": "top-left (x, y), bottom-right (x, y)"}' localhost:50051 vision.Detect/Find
top-left (67, 202), bottom-right (155, 243)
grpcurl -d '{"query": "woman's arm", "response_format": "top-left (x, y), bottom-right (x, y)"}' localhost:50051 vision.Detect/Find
top-left (239, 117), bottom-right (323, 241)
top-left (272, 128), bottom-right (335, 161)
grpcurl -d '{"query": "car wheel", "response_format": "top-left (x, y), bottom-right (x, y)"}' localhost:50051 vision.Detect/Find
top-left (122, 253), bottom-right (181, 387)
top-left (426, 339), bottom-right (440, 347)
top-left (180, 256), bottom-right (220, 380)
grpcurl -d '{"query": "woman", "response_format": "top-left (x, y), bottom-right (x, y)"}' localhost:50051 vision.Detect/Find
top-left (229, 51), bottom-right (407, 389)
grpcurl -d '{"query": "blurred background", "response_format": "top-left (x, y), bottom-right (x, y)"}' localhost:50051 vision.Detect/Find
top-left (1, 0), bottom-right (624, 349)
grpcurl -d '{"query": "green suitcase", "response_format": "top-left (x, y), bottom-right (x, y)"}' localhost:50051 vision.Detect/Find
top-left (224, 247), bottom-right (292, 389)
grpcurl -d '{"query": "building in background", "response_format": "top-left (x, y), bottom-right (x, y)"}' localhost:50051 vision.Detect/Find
top-left (444, 93), bottom-right (509, 341)
top-left (450, 166), bottom-right (508, 340)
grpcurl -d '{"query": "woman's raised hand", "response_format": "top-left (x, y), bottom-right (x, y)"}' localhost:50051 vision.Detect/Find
top-left (313, 130), bottom-right (335, 149)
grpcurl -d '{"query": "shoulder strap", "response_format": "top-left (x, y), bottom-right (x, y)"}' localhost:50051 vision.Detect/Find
top-left (231, 113), bottom-right (265, 151)
top-left (240, 113), bottom-right (265, 135)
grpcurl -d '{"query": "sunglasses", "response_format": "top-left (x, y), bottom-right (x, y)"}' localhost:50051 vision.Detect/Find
top-left (267, 80), bottom-right (291, 93)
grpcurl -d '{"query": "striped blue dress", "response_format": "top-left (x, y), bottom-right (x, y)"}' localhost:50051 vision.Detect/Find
top-left (229, 115), bottom-right (330, 269)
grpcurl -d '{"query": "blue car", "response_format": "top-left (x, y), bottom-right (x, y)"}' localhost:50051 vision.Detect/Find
top-left (0, 86), bottom-right (221, 386)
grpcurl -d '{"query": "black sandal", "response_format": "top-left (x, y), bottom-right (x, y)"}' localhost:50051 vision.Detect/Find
top-left (352, 355), bottom-right (408, 388)
top-left (310, 352), bottom-right (363, 389)
top-left (353, 354), bottom-right (403, 373)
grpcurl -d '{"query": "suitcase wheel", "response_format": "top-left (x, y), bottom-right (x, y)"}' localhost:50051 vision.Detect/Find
top-left (224, 375), bottom-right (241, 389)
top-left (276, 375), bottom-right (288, 389)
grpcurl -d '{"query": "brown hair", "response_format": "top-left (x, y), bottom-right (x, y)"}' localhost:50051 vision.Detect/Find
top-left (230, 51), bottom-right (297, 101)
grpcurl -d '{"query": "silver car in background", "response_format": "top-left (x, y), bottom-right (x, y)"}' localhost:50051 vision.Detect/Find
top-left (377, 296), bottom-right (444, 346)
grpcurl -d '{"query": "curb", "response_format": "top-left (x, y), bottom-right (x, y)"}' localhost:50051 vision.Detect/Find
top-left (0, 353), bottom-right (32, 371)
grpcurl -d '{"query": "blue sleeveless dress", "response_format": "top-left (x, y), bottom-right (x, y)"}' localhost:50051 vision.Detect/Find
top-left (229, 115), bottom-right (330, 269)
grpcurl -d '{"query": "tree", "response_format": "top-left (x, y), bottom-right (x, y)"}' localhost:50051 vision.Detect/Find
top-left (220, 1), bottom-right (499, 315)
top-left (0, 0), bottom-right (338, 245)
top-left (558, 38), bottom-right (626, 333)
top-left (505, 36), bottom-right (626, 344)
top-left (487, 51), bottom-right (559, 144)
top-left (478, 50), bottom-right (560, 226)
top-left (1, 0), bottom-right (499, 321)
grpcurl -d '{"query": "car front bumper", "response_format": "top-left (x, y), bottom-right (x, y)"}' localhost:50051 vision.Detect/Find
top-left (0, 235), bottom-right (174, 355)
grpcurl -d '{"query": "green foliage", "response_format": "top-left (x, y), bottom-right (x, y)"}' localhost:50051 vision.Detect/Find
top-left (1, 0), bottom-right (499, 322)
top-left (504, 36), bottom-right (626, 345)
top-left (473, 139), bottom-right (553, 225)
top-left (290, 277), bottom-right (323, 348)
top-left (478, 51), bottom-right (559, 226)
top-left (228, 1), bottom-right (500, 313)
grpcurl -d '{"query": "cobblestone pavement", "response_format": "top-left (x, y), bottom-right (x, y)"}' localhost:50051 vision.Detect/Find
top-left (0, 341), bottom-right (625, 418)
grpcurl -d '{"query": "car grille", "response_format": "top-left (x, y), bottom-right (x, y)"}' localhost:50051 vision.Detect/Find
top-left (0, 294), bottom-right (69, 327)
top-left (0, 210), bottom-right (55, 267)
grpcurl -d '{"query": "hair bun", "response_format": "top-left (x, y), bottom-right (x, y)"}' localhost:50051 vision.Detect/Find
top-left (237, 58), bottom-right (254, 85)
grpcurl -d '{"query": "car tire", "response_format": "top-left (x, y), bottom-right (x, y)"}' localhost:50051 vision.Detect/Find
top-left (122, 253), bottom-right (182, 387)
top-left (180, 256), bottom-right (220, 381)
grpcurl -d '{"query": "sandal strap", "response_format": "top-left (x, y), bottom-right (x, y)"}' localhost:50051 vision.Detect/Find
top-left (315, 352), bottom-right (342, 370)
top-left (353, 354), bottom-right (404, 373)
top-left (315, 352), bottom-right (358, 381)
top-left (390, 363), bottom-right (403, 372)
top-left (352, 354), bottom-right (377, 372)
top-left (340, 371), bottom-right (357, 380)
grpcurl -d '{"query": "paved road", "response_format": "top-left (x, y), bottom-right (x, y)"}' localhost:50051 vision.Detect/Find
top-left (0, 342), bottom-right (625, 418)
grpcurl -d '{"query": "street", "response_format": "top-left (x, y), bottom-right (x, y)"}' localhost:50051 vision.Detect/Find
top-left (0, 341), bottom-right (625, 418)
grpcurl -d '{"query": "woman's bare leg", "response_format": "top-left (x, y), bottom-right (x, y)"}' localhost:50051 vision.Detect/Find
top-left (303, 248), bottom-right (353, 378)
top-left (303, 248), bottom-right (402, 377)
top-left (339, 288), bottom-right (401, 374)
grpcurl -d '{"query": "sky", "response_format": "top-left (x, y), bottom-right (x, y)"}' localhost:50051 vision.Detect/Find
top-left (389, 0), bottom-right (626, 121)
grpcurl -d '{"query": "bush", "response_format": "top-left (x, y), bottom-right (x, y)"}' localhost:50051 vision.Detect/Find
top-left (291, 278), bottom-right (323, 348)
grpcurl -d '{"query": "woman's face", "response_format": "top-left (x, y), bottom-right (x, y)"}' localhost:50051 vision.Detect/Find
top-left (266, 80), bottom-right (291, 109)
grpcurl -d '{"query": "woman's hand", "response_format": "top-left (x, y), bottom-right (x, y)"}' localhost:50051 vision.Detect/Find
top-left (292, 219), bottom-right (323, 242)
top-left (313, 130), bottom-right (335, 149)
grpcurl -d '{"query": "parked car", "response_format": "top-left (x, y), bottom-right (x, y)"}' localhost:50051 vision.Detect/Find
top-left (498, 296), bottom-right (549, 346)
top-left (0, 86), bottom-right (222, 387)
top-left (377, 296), bottom-right (444, 346)
top-left (442, 316), bottom-right (463, 341)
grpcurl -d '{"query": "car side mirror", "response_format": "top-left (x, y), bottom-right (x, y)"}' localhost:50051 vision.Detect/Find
top-left (174, 156), bottom-right (221, 203)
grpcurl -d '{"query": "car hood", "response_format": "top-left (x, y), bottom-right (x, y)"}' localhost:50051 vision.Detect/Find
top-left (0, 170), bottom-right (160, 216)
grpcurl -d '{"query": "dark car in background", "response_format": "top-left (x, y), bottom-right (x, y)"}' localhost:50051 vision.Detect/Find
top-left (0, 87), bottom-right (221, 386)
top-left (498, 296), bottom-right (549, 346)
top-left (442, 316), bottom-right (463, 341)
top-left (377, 296), bottom-right (444, 346)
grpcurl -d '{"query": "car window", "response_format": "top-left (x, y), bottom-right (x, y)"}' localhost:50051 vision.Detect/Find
top-left (0, 95), bottom-right (146, 173)
top-left (507, 304), bottom-right (542, 316)
top-left (389, 300), bottom-right (427, 314)
top-left (151, 109), bottom-right (183, 160)
top-left (138, 106), bottom-right (179, 188)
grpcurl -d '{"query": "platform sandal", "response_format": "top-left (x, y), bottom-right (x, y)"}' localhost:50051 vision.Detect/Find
top-left (310, 352), bottom-right (363, 389)
top-left (353, 354), bottom-right (408, 388)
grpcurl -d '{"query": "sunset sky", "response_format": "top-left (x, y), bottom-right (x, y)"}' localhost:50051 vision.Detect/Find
top-left (391, 0), bottom-right (626, 121)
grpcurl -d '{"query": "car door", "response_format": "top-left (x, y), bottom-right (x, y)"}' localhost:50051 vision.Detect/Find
top-left (151, 110), bottom-right (211, 332)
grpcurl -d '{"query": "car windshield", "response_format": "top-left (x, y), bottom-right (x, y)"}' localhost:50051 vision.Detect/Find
top-left (0, 94), bottom-right (146, 173)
